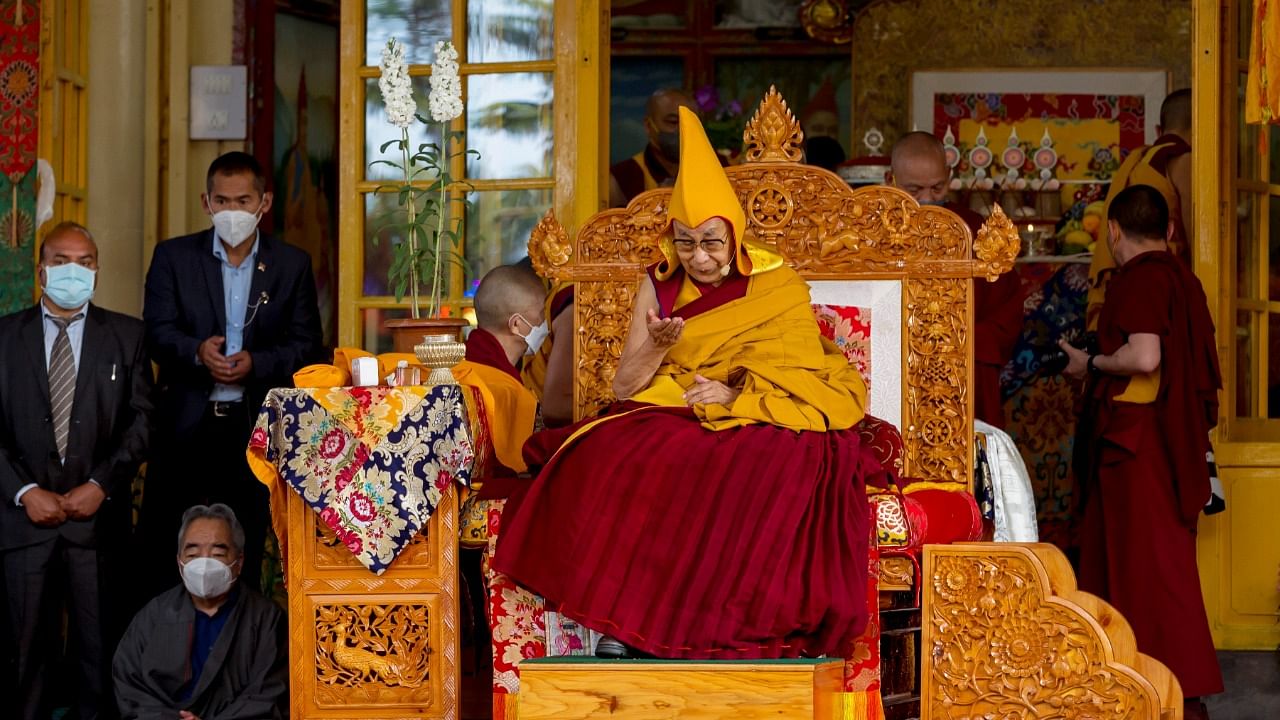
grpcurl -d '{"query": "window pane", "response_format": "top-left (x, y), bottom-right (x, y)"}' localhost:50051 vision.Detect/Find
top-left (365, 77), bottom-right (445, 182)
top-left (1270, 312), bottom-right (1280, 418)
top-left (1238, 74), bottom-right (1260, 181)
top-left (714, 0), bottom-right (804, 28)
top-left (611, 0), bottom-right (690, 29)
top-left (465, 188), bottom-right (554, 291)
top-left (363, 191), bottom-right (459, 299)
top-left (465, 73), bottom-right (554, 180)
top-left (1238, 310), bottom-right (1256, 417)
top-left (1238, 191), bottom-right (1259, 298)
top-left (467, 0), bottom-right (553, 64)
top-left (1270, 126), bottom-right (1279, 183)
top-left (366, 0), bottom-right (451, 66)
top-left (1271, 195), bottom-right (1280, 302)
top-left (715, 56), bottom-right (853, 156)
top-left (361, 307), bottom-right (411, 354)
top-left (1239, 0), bottom-right (1252, 61)
top-left (610, 56), bottom-right (686, 165)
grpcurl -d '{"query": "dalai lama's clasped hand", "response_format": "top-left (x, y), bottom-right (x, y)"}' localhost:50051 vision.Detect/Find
top-left (684, 374), bottom-right (740, 407)
top-left (646, 308), bottom-right (685, 349)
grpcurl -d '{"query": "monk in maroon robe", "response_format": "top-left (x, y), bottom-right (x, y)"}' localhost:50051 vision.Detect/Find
top-left (888, 131), bottom-right (1023, 427)
top-left (1059, 185), bottom-right (1222, 713)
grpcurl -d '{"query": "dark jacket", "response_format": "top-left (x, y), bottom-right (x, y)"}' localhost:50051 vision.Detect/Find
top-left (0, 303), bottom-right (152, 550)
top-left (143, 229), bottom-right (323, 437)
top-left (113, 584), bottom-right (287, 720)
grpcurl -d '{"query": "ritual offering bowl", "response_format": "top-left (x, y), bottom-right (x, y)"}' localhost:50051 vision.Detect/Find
top-left (414, 333), bottom-right (466, 385)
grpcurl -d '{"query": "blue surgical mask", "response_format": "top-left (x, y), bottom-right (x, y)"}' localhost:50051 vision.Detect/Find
top-left (42, 263), bottom-right (96, 310)
top-left (514, 314), bottom-right (550, 355)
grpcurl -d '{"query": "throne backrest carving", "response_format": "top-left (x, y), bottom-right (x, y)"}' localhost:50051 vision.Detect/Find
top-left (530, 87), bottom-right (1019, 488)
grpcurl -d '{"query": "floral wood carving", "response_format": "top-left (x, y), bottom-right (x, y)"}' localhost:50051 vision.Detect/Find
top-left (879, 555), bottom-right (915, 591)
top-left (574, 280), bottom-right (639, 417)
top-left (528, 209), bottom-right (573, 279)
top-left (905, 278), bottom-right (968, 483)
top-left (973, 205), bottom-right (1020, 280)
top-left (314, 604), bottom-right (432, 703)
top-left (923, 544), bottom-right (1181, 720)
top-left (743, 85), bottom-right (805, 164)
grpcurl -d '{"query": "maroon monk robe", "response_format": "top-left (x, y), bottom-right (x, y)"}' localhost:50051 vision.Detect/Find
top-left (1077, 250), bottom-right (1222, 698)
top-left (465, 327), bottom-right (522, 381)
top-left (949, 203), bottom-right (1024, 428)
top-left (495, 269), bottom-right (880, 660)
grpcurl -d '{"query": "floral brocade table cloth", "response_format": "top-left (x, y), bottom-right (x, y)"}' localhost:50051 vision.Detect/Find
top-left (247, 385), bottom-right (476, 574)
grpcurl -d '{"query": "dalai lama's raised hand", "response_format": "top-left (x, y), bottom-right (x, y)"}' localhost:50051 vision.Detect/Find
top-left (684, 374), bottom-right (740, 407)
top-left (646, 308), bottom-right (684, 349)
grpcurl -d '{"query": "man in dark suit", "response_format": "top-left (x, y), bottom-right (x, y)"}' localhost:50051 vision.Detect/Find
top-left (0, 221), bottom-right (153, 720)
top-left (141, 151), bottom-right (322, 597)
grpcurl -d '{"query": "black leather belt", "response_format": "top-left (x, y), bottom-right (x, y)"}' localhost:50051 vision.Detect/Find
top-left (210, 400), bottom-right (244, 417)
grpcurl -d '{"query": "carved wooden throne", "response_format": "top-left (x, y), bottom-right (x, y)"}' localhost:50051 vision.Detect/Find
top-left (524, 87), bottom-right (1183, 719)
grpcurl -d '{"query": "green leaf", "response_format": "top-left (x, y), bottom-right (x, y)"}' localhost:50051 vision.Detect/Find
top-left (379, 139), bottom-right (400, 154)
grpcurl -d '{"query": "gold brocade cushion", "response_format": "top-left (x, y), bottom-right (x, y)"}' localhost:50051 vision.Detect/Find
top-left (459, 488), bottom-right (489, 549)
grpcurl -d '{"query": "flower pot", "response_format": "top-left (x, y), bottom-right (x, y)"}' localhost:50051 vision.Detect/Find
top-left (384, 317), bottom-right (469, 354)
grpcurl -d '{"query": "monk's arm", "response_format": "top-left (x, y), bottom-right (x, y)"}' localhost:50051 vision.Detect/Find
top-left (540, 307), bottom-right (575, 425)
top-left (612, 278), bottom-right (668, 399)
top-left (1093, 333), bottom-right (1161, 375)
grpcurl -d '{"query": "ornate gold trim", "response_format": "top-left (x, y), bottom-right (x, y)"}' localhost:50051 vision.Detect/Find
top-left (800, 0), bottom-right (854, 44)
top-left (743, 86), bottom-right (805, 164)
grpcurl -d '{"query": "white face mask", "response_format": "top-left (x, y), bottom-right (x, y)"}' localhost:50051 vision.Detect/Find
top-left (180, 557), bottom-right (237, 599)
top-left (211, 208), bottom-right (262, 248)
top-left (514, 314), bottom-right (550, 355)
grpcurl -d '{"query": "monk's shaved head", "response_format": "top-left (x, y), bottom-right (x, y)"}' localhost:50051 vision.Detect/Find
top-left (474, 265), bottom-right (546, 332)
top-left (1108, 184), bottom-right (1169, 242)
top-left (1159, 89), bottom-right (1191, 137)
top-left (888, 132), bottom-right (951, 204)
top-left (890, 131), bottom-right (947, 170)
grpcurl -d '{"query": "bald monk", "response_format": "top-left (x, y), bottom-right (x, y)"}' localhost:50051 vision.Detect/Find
top-left (1086, 89), bottom-right (1193, 329)
top-left (888, 132), bottom-right (1024, 427)
top-left (455, 265), bottom-right (546, 480)
top-left (609, 89), bottom-right (699, 208)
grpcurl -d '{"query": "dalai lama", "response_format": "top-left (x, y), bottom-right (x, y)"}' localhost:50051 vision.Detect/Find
top-left (493, 107), bottom-right (881, 660)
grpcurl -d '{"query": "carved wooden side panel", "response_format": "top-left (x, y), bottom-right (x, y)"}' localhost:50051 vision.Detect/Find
top-left (904, 278), bottom-right (970, 485)
top-left (288, 486), bottom-right (459, 720)
top-left (573, 280), bottom-right (638, 417)
top-left (922, 544), bottom-right (1182, 720)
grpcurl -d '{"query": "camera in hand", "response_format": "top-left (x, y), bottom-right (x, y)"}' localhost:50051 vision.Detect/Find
top-left (1038, 329), bottom-right (1098, 376)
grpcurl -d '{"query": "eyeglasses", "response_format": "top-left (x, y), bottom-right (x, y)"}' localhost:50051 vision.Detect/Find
top-left (672, 238), bottom-right (727, 254)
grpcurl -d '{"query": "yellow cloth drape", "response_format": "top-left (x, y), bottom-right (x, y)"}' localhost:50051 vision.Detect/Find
top-left (1246, 0), bottom-right (1280, 124)
top-left (631, 266), bottom-right (868, 432)
top-left (292, 348), bottom-right (426, 388)
top-left (452, 360), bottom-right (537, 473)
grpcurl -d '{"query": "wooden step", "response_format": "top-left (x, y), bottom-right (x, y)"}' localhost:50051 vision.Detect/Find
top-left (517, 657), bottom-right (844, 719)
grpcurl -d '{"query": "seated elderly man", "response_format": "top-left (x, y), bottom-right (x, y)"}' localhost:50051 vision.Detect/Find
top-left (493, 107), bottom-right (880, 660)
top-left (113, 504), bottom-right (286, 719)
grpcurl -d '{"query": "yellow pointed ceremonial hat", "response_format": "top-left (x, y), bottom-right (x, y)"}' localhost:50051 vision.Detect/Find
top-left (658, 106), bottom-right (782, 280)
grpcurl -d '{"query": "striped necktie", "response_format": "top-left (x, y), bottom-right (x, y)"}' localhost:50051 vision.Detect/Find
top-left (48, 313), bottom-right (83, 460)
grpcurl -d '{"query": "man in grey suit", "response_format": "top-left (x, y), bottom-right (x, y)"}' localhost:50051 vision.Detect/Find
top-left (0, 221), bottom-right (153, 720)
